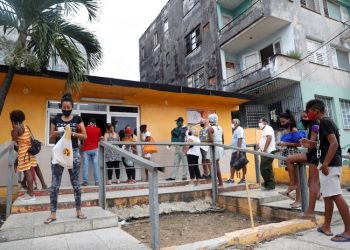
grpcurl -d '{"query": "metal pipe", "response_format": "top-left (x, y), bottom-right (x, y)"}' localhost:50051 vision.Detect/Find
top-left (149, 169), bottom-right (160, 250)
top-left (210, 145), bottom-right (218, 206)
top-left (299, 164), bottom-right (309, 212)
top-left (6, 144), bottom-right (14, 218)
top-left (98, 145), bottom-right (106, 209)
top-left (253, 145), bottom-right (261, 184)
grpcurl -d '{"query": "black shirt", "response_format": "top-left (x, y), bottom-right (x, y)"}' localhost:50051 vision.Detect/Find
top-left (51, 115), bottom-right (83, 149)
top-left (319, 117), bottom-right (342, 166)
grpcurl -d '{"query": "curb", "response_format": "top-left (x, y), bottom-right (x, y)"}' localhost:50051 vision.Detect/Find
top-left (162, 216), bottom-right (324, 250)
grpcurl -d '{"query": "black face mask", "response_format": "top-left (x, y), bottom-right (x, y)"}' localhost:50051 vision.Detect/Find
top-left (62, 109), bottom-right (72, 117)
top-left (200, 124), bottom-right (205, 128)
top-left (281, 123), bottom-right (290, 129)
top-left (301, 119), bottom-right (310, 128)
top-left (188, 132), bottom-right (193, 136)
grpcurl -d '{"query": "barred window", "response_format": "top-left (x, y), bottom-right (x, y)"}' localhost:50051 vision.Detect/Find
top-left (187, 68), bottom-right (204, 88)
top-left (185, 26), bottom-right (201, 55)
top-left (301, 0), bottom-right (319, 12)
top-left (340, 99), bottom-right (350, 129)
top-left (315, 95), bottom-right (335, 121)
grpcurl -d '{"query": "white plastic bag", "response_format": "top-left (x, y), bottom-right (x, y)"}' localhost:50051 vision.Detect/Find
top-left (52, 125), bottom-right (73, 169)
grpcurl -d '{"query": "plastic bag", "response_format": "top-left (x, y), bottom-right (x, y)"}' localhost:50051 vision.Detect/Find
top-left (52, 125), bottom-right (73, 169)
top-left (143, 137), bottom-right (158, 154)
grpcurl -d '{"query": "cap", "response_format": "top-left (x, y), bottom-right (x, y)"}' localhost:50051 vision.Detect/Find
top-left (175, 117), bottom-right (184, 122)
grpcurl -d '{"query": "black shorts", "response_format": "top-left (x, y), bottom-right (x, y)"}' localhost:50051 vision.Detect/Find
top-left (306, 152), bottom-right (319, 166)
top-left (230, 152), bottom-right (246, 165)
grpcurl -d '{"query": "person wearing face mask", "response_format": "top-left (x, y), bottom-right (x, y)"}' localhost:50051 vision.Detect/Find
top-left (45, 93), bottom-right (87, 224)
top-left (165, 117), bottom-right (189, 181)
top-left (281, 111), bottom-right (320, 218)
top-left (277, 110), bottom-right (306, 208)
top-left (258, 117), bottom-right (276, 190)
top-left (207, 113), bottom-right (224, 186)
top-left (199, 119), bottom-right (211, 179)
top-left (121, 125), bottom-right (137, 184)
top-left (225, 119), bottom-right (247, 184)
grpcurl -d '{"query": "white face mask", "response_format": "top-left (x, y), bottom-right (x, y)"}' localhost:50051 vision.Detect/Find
top-left (258, 122), bottom-right (265, 130)
top-left (231, 124), bottom-right (236, 129)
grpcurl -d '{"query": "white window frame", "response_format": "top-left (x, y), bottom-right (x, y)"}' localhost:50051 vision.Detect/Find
top-left (45, 101), bottom-right (140, 146)
top-left (315, 95), bottom-right (336, 121)
top-left (340, 99), bottom-right (350, 129)
top-left (187, 68), bottom-right (205, 88)
top-left (306, 39), bottom-right (328, 65)
top-left (331, 46), bottom-right (350, 71)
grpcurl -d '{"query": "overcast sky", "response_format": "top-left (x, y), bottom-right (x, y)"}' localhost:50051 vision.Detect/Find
top-left (75, 0), bottom-right (168, 81)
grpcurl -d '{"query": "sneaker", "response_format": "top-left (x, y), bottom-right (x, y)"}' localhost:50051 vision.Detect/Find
top-left (19, 194), bottom-right (36, 202)
top-left (81, 182), bottom-right (88, 186)
top-left (107, 180), bottom-right (112, 185)
top-left (182, 177), bottom-right (188, 181)
top-left (224, 179), bottom-right (234, 184)
top-left (238, 179), bottom-right (246, 184)
top-left (165, 178), bottom-right (175, 181)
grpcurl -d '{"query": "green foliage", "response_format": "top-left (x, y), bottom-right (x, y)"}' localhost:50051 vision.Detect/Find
top-left (0, 0), bottom-right (103, 93)
top-left (287, 50), bottom-right (302, 60)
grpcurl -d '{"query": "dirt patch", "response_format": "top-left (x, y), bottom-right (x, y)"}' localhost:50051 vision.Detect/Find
top-left (122, 211), bottom-right (280, 248)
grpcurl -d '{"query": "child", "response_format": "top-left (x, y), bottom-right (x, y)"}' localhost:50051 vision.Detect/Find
top-left (301, 99), bottom-right (350, 242)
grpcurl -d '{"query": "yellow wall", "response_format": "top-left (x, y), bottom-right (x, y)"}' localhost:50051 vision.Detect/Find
top-left (0, 73), bottom-right (249, 145)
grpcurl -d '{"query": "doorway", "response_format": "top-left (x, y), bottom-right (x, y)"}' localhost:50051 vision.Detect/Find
top-left (260, 44), bottom-right (274, 67)
top-left (81, 113), bottom-right (107, 135)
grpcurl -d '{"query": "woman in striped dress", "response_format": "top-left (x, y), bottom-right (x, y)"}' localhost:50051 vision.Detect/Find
top-left (10, 110), bottom-right (36, 201)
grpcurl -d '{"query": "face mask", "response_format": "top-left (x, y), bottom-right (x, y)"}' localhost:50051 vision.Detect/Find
top-left (280, 123), bottom-right (290, 129)
top-left (301, 119), bottom-right (310, 128)
top-left (200, 124), bottom-right (205, 128)
top-left (188, 132), bottom-right (193, 136)
top-left (307, 111), bottom-right (317, 121)
top-left (125, 128), bottom-right (132, 135)
top-left (258, 122), bottom-right (265, 130)
top-left (62, 109), bottom-right (72, 117)
top-left (231, 124), bottom-right (236, 129)
top-left (176, 121), bottom-right (182, 127)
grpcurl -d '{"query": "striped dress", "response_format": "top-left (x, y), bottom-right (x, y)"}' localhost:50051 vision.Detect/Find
top-left (17, 125), bottom-right (37, 171)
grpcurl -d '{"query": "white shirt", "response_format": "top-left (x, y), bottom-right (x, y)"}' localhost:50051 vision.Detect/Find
top-left (231, 126), bottom-right (246, 153)
top-left (141, 131), bottom-right (151, 141)
top-left (259, 125), bottom-right (276, 153)
top-left (187, 135), bottom-right (201, 157)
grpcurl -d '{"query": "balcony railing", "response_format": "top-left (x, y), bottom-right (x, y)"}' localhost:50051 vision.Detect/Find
top-left (223, 61), bottom-right (263, 87)
top-left (219, 0), bottom-right (263, 36)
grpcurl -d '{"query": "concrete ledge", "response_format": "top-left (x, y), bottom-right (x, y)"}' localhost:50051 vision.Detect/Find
top-left (162, 217), bottom-right (325, 250)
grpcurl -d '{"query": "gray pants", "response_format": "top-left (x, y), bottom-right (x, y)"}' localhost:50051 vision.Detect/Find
top-left (170, 146), bottom-right (189, 179)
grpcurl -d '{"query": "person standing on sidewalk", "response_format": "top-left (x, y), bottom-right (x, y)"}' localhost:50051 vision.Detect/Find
top-left (104, 123), bottom-right (121, 185)
top-left (82, 118), bottom-right (101, 186)
top-left (302, 99), bottom-right (350, 242)
top-left (225, 118), bottom-right (247, 184)
top-left (166, 117), bottom-right (189, 181)
top-left (258, 117), bottom-right (276, 190)
top-left (199, 119), bottom-right (211, 179)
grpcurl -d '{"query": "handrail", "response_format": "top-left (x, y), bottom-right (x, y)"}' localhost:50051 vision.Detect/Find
top-left (0, 141), bottom-right (14, 158)
top-left (219, 0), bottom-right (263, 34)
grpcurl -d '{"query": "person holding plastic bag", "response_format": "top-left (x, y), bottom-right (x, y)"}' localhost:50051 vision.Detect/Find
top-left (44, 93), bottom-right (87, 224)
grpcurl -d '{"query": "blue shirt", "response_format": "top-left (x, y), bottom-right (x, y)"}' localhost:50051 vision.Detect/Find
top-left (231, 126), bottom-right (246, 152)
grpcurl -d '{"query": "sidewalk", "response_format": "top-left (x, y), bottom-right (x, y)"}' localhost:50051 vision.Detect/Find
top-left (0, 227), bottom-right (150, 250)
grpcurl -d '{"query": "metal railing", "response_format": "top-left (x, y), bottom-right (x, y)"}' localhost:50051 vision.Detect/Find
top-left (219, 0), bottom-right (263, 35)
top-left (223, 61), bottom-right (263, 87)
top-left (0, 141), bottom-right (15, 219)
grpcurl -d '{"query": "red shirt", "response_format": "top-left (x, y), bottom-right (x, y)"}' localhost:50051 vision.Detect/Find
top-left (83, 125), bottom-right (101, 151)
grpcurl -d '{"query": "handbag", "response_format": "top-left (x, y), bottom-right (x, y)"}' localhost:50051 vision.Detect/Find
top-left (24, 126), bottom-right (42, 161)
top-left (232, 154), bottom-right (249, 170)
top-left (143, 137), bottom-right (158, 154)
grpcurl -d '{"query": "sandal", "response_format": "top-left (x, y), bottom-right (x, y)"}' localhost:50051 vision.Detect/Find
top-left (290, 203), bottom-right (301, 209)
top-left (317, 227), bottom-right (333, 236)
top-left (331, 233), bottom-right (350, 242)
top-left (44, 217), bottom-right (56, 224)
top-left (76, 214), bottom-right (87, 220)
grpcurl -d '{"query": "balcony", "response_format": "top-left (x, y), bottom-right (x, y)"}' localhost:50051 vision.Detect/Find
top-left (223, 55), bottom-right (300, 93)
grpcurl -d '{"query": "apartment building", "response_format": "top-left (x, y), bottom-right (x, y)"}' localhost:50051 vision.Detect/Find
top-left (140, 0), bottom-right (350, 149)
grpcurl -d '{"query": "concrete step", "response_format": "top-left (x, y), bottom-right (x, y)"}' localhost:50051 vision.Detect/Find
top-left (18, 179), bottom-right (211, 197)
top-left (12, 183), bottom-right (260, 214)
top-left (0, 206), bottom-right (118, 242)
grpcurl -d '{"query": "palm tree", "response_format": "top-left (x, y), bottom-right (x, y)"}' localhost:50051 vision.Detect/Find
top-left (0, 0), bottom-right (102, 115)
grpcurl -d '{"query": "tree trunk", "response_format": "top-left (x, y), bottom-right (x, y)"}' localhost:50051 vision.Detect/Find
top-left (0, 67), bottom-right (15, 116)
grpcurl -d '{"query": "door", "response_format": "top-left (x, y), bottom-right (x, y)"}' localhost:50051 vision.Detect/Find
top-left (81, 113), bottom-right (107, 135)
top-left (243, 52), bottom-right (259, 74)
top-left (260, 44), bottom-right (274, 66)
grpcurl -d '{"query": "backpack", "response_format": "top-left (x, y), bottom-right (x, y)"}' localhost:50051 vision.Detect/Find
top-left (24, 126), bottom-right (42, 161)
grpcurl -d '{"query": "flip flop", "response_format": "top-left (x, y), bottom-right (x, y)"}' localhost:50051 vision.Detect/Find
top-left (279, 191), bottom-right (294, 200)
top-left (317, 227), bottom-right (333, 236)
top-left (76, 214), bottom-right (87, 220)
top-left (290, 203), bottom-right (301, 209)
top-left (44, 217), bottom-right (56, 224)
top-left (331, 233), bottom-right (350, 242)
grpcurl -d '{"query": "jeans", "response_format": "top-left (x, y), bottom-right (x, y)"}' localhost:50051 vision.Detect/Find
top-left (50, 148), bottom-right (81, 212)
top-left (170, 146), bottom-right (189, 179)
top-left (82, 149), bottom-right (99, 183)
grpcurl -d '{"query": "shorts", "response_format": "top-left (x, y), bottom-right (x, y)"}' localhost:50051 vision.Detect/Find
top-left (230, 152), bottom-right (246, 165)
top-left (319, 166), bottom-right (342, 198)
top-left (306, 152), bottom-right (319, 165)
top-left (200, 148), bottom-right (210, 161)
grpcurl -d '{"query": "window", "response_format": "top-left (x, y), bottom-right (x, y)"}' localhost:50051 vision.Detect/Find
top-left (340, 99), bottom-right (350, 129)
top-left (166, 52), bottom-right (170, 66)
top-left (141, 47), bottom-right (145, 61)
top-left (185, 26), bottom-right (201, 55)
top-left (164, 19), bottom-right (169, 33)
top-left (153, 32), bottom-right (159, 48)
top-left (315, 95), bottom-right (335, 120)
top-left (274, 41), bottom-right (282, 54)
top-left (187, 68), bottom-right (204, 88)
top-left (331, 47), bottom-right (350, 71)
top-left (301, 0), bottom-right (319, 12)
top-left (183, 0), bottom-right (199, 17)
top-left (323, 0), bottom-right (341, 21)
top-left (306, 39), bottom-right (328, 65)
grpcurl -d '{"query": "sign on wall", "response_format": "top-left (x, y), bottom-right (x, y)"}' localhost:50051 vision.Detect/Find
top-left (187, 109), bottom-right (216, 125)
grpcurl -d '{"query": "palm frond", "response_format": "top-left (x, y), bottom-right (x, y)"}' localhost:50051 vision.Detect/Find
top-left (0, 0), bottom-right (19, 33)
